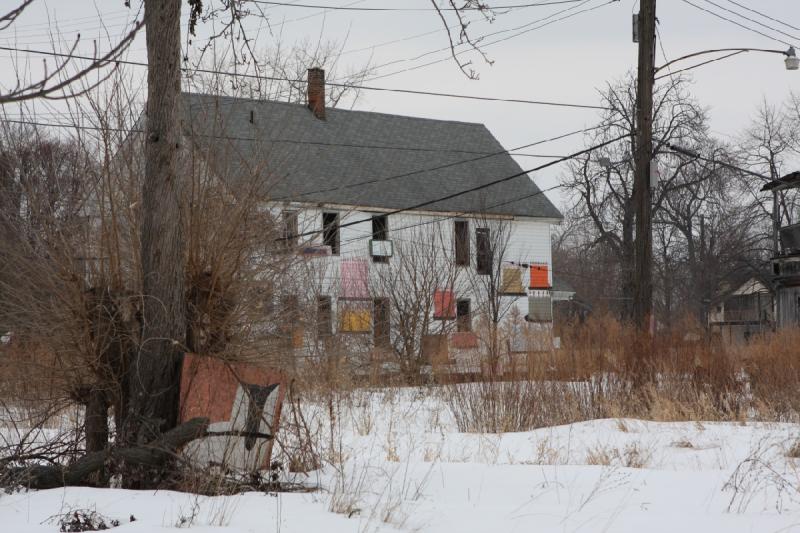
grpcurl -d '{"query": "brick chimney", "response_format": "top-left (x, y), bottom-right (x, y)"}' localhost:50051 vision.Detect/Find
top-left (307, 67), bottom-right (326, 120)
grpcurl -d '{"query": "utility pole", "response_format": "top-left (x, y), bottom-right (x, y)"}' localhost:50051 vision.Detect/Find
top-left (633, 0), bottom-right (657, 330)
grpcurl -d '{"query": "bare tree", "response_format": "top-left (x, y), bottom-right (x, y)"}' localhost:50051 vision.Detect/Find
top-left (655, 142), bottom-right (764, 326)
top-left (370, 222), bottom-right (464, 378)
top-left (737, 100), bottom-right (800, 255)
top-left (560, 73), bottom-right (706, 319)
top-left (465, 215), bottom-right (517, 373)
top-left (0, 1), bottom-right (143, 103)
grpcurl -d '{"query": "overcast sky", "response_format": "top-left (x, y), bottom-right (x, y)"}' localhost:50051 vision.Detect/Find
top-left (2, 0), bottom-right (799, 209)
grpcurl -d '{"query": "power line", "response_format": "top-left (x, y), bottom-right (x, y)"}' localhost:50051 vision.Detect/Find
top-left (336, 181), bottom-right (564, 249)
top-left (701, 0), bottom-right (800, 44)
top-left (360, 0), bottom-right (618, 83)
top-left (679, 0), bottom-right (796, 48)
top-left (271, 123), bottom-right (607, 200)
top-left (249, 0), bottom-right (588, 11)
top-left (0, 116), bottom-right (599, 154)
top-left (0, 116), bottom-right (602, 206)
top-left (724, 0), bottom-right (800, 32)
top-left (0, 44), bottom-right (608, 110)
top-left (341, 0), bottom-right (593, 79)
top-left (289, 133), bottom-right (627, 242)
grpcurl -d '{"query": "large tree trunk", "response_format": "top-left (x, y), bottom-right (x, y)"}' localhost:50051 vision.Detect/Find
top-left (124, 0), bottom-right (185, 464)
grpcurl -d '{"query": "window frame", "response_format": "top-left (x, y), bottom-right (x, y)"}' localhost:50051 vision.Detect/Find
top-left (322, 211), bottom-right (340, 255)
top-left (475, 227), bottom-right (492, 275)
top-left (281, 210), bottom-right (299, 250)
top-left (371, 214), bottom-right (389, 264)
top-left (456, 298), bottom-right (472, 332)
top-left (316, 295), bottom-right (332, 337)
top-left (454, 219), bottom-right (470, 267)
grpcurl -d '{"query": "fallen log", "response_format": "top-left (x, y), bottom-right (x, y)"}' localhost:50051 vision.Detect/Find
top-left (5, 417), bottom-right (209, 490)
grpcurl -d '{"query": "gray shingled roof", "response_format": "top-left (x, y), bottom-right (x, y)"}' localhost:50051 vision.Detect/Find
top-left (180, 93), bottom-right (562, 219)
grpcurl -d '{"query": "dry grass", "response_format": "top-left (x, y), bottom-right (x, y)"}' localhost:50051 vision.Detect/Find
top-left (438, 317), bottom-right (800, 434)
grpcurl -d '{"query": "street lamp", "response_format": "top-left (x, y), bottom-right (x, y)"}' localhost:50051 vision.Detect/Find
top-left (786, 47), bottom-right (799, 71)
top-left (654, 46), bottom-right (800, 74)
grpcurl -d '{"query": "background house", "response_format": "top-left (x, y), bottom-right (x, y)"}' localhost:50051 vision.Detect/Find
top-left (179, 69), bottom-right (563, 370)
top-left (708, 277), bottom-right (774, 344)
top-left (763, 172), bottom-right (800, 329)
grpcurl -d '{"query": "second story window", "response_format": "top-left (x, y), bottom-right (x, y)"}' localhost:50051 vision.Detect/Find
top-left (476, 227), bottom-right (492, 275)
top-left (281, 210), bottom-right (298, 250)
top-left (454, 220), bottom-right (469, 266)
top-left (371, 214), bottom-right (389, 263)
top-left (322, 212), bottom-right (340, 255)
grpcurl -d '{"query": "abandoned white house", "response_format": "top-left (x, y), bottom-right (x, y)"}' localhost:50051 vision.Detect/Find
top-left (179, 68), bottom-right (564, 367)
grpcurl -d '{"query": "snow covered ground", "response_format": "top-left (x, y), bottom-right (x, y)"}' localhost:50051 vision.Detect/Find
top-left (3, 387), bottom-right (800, 532)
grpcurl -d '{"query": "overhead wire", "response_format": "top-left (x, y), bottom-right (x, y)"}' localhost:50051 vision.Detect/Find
top-left (0, 43), bottom-right (608, 110)
top-left (700, 0), bottom-right (800, 44)
top-left (355, 0), bottom-right (617, 83)
top-left (724, 0), bottom-right (800, 32)
top-left (679, 0), bottom-right (797, 48)
top-left (249, 0), bottom-right (589, 11)
top-left (336, 0), bottom-right (593, 79)
top-left (0, 114), bottom-right (576, 159)
top-left (288, 132), bottom-right (627, 243)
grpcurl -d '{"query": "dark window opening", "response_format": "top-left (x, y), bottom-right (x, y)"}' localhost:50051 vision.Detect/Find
top-left (455, 220), bottom-right (469, 266)
top-left (317, 295), bottom-right (332, 337)
top-left (263, 284), bottom-right (275, 316)
top-left (322, 212), bottom-right (340, 255)
top-left (456, 299), bottom-right (471, 332)
top-left (371, 214), bottom-right (389, 264)
top-left (282, 295), bottom-right (299, 324)
top-left (281, 210), bottom-right (298, 250)
top-left (373, 297), bottom-right (390, 346)
top-left (476, 227), bottom-right (492, 275)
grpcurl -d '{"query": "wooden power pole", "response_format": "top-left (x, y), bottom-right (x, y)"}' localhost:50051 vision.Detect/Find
top-left (633, 0), bottom-right (657, 330)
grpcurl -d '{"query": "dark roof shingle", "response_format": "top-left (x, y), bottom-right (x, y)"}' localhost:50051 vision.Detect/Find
top-left (181, 93), bottom-right (562, 219)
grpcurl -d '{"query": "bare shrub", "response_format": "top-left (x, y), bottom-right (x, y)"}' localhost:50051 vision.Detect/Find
top-left (439, 314), bottom-right (800, 433)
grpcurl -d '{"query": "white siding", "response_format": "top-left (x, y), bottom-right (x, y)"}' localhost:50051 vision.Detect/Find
top-left (272, 205), bottom-right (555, 345)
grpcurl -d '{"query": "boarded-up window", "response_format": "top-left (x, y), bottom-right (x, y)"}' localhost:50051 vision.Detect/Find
top-left (422, 334), bottom-right (448, 364)
top-left (500, 267), bottom-right (525, 295)
top-left (451, 331), bottom-right (478, 349)
top-left (530, 263), bottom-right (550, 289)
top-left (317, 296), bottom-right (332, 337)
top-left (476, 228), bottom-right (492, 275)
top-left (373, 297), bottom-right (390, 346)
top-left (434, 289), bottom-right (456, 319)
top-left (454, 220), bottom-right (469, 266)
top-left (528, 293), bottom-right (553, 322)
top-left (322, 212), bottom-right (340, 255)
top-left (456, 299), bottom-right (471, 332)
top-left (341, 259), bottom-right (370, 299)
top-left (340, 303), bottom-right (371, 333)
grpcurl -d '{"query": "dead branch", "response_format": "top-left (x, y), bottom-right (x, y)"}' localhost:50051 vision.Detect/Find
top-left (3, 417), bottom-right (210, 490)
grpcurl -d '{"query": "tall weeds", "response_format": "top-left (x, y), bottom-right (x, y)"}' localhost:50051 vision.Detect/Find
top-left (441, 315), bottom-right (800, 433)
